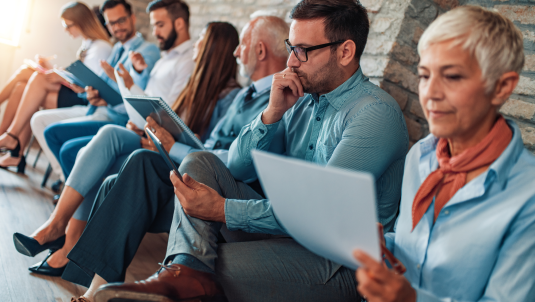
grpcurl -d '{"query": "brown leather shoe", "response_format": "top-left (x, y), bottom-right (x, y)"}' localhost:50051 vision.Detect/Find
top-left (93, 264), bottom-right (227, 302)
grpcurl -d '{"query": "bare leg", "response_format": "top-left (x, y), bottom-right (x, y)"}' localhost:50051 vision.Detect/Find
top-left (31, 186), bottom-right (84, 245)
top-left (46, 217), bottom-right (86, 268)
top-left (0, 66), bottom-right (34, 105)
top-left (0, 72), bottom-right (60, 149)
top-left (0, 82), bottom-right (27, 133)
top-left (83, 274), bottom-right (108, 302)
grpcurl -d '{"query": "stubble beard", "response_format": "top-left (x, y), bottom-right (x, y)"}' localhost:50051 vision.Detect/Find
top-left (293, 53), bottom-right (339, 95)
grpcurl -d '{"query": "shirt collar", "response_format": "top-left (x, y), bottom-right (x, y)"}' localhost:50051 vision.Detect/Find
top-left (81, 39), bottom-right (92, 49)
top-left (418, 118), bottom-right (525, 190)
top-left (310, 67), bottom-right (365, 111)
top-left (162, 39), bottom-right (193, 57)
top-left (120, 32), bottom-right (143, 52)
top-left (252, 74), bottom-right (274, 94)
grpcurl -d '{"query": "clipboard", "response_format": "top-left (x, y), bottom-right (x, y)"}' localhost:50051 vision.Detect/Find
top-left (66, 60), bottom-right (123, 106)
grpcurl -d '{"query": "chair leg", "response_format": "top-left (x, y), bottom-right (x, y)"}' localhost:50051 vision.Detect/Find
top-left (25, 135), bottom-right (35, 158)
top-left (33, 148), bottom-right (42, 168)
top-left (41, 163), bottom-right (52, 188)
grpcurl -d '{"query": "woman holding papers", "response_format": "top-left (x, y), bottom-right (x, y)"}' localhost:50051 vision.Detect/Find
top-left (353, 7), bottom-right (535, 302)
top-left (13, 22), bottom-right (240, 278)
top-left (0, 2), bottom-right (111, 173)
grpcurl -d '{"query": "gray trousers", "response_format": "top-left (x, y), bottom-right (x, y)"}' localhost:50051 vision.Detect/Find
top-left (168, 151), bottom-right (360, 301)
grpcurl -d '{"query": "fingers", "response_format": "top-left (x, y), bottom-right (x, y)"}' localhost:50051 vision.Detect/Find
top-left (354, 250), bottom-right (390, 282)
top-left (356, 268), bottom-right (383, 300)
top-left (274, 70), bottom-right (304, 97)
top-left (117, 63), bottom-right (128, 76)
top-left (182, 173), bottom-right (202, 190)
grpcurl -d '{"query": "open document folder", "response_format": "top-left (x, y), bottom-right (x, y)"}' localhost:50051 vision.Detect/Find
top-left (251, 150), bottom-right (381, 269)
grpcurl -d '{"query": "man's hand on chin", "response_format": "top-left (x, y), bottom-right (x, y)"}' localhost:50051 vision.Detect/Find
top-left (170, 171), bottom-right (227, 223)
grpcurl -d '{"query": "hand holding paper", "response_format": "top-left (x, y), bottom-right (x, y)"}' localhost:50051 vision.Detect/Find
top-left (86, 86), bottom-right (108, 107)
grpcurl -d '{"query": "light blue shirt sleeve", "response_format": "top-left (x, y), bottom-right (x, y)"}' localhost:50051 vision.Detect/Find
top-left (225, 101), bottom-right (407, 235)
top-left (227, 112), bottom-right (284, 181)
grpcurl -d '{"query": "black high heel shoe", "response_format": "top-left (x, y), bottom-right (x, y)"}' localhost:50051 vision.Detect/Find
top-left (13, 232), bottom-right (66, 257)
top-left (29, 250), bottom-right (67, 277)
top-left (0, 132), bottom-right (21, 157)
top-left (0, 155), bottom-right (26, 174)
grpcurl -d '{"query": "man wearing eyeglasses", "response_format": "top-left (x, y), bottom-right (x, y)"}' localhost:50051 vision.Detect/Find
top-left (30, 0), bottom-right (160, 187)
top-left (94, 0), bottom-right (408, 301)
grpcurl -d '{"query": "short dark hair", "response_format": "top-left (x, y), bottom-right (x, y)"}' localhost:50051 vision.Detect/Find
top-left (101, 0), bottom-right (132, 15)
top-left (290, 0), bottom-right (369, 61)
top-left (147, 0), bottom-right (190, 27)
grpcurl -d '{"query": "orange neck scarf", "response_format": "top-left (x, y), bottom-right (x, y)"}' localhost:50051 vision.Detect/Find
top-left (411, 116), bottom-right (512, 230)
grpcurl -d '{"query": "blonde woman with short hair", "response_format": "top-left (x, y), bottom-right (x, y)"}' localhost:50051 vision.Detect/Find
top-left (354, 6), bottom-right (535, 302)
top-left (0, 1), bottom-right (112, 173)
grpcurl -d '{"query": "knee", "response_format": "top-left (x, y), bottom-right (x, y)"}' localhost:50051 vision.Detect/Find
top-left (13, 81), bottom-right (26, 92)
top-left (43, 123), bottom-right (61, 144)
top-left (30, 110), bottom-right (47, 132)
top-left (180, 151), bottom-right (219, 174)
top-left (128, 149), bottom-right (161, 166)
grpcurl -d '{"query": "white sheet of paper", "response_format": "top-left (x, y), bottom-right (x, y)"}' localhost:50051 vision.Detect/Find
top-left (115, 69), bottom-right (147, 129)
top-left (252, 150), bottom-right (381, 269)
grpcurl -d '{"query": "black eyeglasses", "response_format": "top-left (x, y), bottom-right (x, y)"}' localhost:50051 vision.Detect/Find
top-left (284, 39), bottom-right (345, 62)
top-left (105, 16), bottom-right (129, 27)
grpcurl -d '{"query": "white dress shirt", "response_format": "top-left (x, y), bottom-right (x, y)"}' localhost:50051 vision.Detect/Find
top-left (129, 39), bottom-right (194, 105)
top-left (81, 39), bottom-right (112, 74)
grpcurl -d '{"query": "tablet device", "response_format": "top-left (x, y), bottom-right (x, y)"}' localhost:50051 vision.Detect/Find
top-left (125, 96), bottom-right (206, 150)
top-left (146, 128), bottom-right (182, 181)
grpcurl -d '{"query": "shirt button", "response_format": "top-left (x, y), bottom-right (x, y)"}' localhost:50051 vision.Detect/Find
top-left (416, 264), bottom-right (421, 269)
top-left (316, 117), bottom-right (321, 121)
top-left (309, 144), bottom-right (313, 150)
top-left (444, 210), bottom-right (450, 215)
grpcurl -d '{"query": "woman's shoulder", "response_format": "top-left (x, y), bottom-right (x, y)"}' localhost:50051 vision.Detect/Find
top-left (90, 39), bottom-right (113, 51)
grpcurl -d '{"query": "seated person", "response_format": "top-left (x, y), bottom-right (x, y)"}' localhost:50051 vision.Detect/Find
top-left (62, 13), bottom-right (289, 302)
top-left (0, 1), bottom-right (112, 173)
top-left (93, 0), bottom-right (409, 301)
top-left (28, 0), bottom-right (160, 183)
top-left (43, 0), bottom-right (194, 183)
top-left (352, 6), bottom-right (535, 302)
top-left (13, 20), bottom-right (240, 280)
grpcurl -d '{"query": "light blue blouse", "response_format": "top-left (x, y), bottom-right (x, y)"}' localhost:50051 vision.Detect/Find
top-left (386, 120), bottom-right (535, 302)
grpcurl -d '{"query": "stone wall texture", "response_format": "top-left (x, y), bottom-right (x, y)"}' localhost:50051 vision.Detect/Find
top-left (131, 0), bottom-right (535, 151)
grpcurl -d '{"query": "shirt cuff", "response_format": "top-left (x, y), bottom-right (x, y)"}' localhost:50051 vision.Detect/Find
top-left (225, 198), bottom-right (248, 231)
top-left (249, 113), bottom-right (281, 143)
top-left (169, 142), bottom-right (194, 163)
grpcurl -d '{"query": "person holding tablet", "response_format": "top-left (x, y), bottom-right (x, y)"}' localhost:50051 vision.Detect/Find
top-left (27, 0), bottom-right (160, 184)
top-left (353, 6), bottom-right (535, 302)
top-left (13, 21), bottom-right (240, 288)
top-left (61, 13), bottom-right (288, 302)
top-left (0, 1), bottom-right (112, 173)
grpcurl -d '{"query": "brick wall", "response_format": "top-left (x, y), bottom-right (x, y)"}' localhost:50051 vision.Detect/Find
top-left (131, 0), bottom-right (535, 151)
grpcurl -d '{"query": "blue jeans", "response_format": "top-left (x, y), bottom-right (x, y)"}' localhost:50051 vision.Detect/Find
top-left (44, 120), bottom-right (115, 178)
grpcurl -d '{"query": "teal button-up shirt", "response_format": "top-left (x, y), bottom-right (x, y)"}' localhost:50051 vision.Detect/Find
top-left (226, 68), bottom-right (409, 234)
top-left (386, 120), bottom-right (535, 301)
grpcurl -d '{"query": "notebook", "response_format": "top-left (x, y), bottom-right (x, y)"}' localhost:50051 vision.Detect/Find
top-left (65, 60), bottom-right (123, 106)
top-left (251, 150), bottom-right (381, 269)
top-left (124, 95), bottom-right (206, 151)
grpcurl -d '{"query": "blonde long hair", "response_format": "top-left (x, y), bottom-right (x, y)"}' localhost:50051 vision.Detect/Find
top-left (60, 2), bottom-right (110, 43)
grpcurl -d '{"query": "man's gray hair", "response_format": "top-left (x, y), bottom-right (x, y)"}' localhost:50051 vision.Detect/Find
top-left (249, 10), bottom-right (289, 59)
top-left (418, 5), bottom-right (524, 94)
